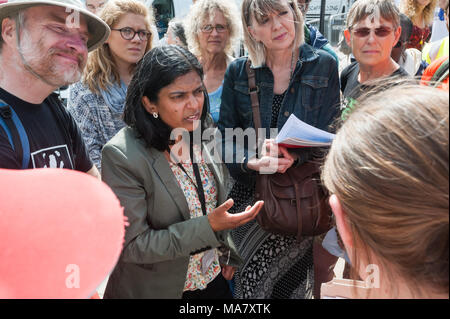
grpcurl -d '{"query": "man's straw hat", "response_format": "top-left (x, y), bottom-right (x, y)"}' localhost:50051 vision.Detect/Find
top-left (0, 0), bottom-right (110, 51)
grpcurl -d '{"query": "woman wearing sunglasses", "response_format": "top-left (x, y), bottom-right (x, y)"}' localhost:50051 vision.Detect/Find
top-left (184, 0), bottom-right (241, 124)
top-left (68, 0), bottom-right (154, 171)
top-left (340, 0), bottom-right (410, 119)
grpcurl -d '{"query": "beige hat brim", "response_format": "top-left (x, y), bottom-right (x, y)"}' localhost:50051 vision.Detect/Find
top-left (0, 0), bottom-right (110, 51)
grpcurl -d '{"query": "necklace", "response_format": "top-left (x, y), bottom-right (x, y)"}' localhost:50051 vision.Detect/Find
top-left (269, 48), bottom-right (298, 94)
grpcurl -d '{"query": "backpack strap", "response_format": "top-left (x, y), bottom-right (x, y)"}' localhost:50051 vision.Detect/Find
top-left (0, 99), bottom-right (30, 169)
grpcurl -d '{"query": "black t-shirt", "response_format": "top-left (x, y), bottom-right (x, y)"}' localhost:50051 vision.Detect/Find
top-left (340, 61), bottom-right (410, 99)
top-left (340, 62), bottom-right (410, 119)
top-left (0, 87), bottom-right (92, 171)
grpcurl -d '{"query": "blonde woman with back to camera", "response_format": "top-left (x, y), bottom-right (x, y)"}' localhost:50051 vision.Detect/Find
top-left (321, 84), bottom-right (449, 299)
top-left (68, 0), bottom-right (154, 171)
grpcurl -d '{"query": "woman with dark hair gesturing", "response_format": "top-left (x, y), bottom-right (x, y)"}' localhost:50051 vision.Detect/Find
top-left (101, 45), bottom-right (263, 299)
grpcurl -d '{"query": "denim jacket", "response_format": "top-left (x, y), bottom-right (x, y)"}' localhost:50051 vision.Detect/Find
top-left (217, 43), bottom-right (340, 186)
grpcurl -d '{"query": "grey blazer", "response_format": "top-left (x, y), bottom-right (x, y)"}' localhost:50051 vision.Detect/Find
top-left (101, 127), bottom-right (242, 299)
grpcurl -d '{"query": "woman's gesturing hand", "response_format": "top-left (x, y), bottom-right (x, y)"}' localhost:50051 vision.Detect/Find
top-left (208, 199), bottom-right (264, 232)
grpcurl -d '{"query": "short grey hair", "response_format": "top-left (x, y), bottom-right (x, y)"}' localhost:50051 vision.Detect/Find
top-left (346, 0), bottom-right (400, 30)
top-left (242, 0), bottom-right (304, 67)
top-left (184, 0), bottom-right (242, 58)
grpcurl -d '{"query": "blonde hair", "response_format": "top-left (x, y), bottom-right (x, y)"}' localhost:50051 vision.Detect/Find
top-left (400, 0), bottom-right (437, 26)
top-left (242, 0), bottom-right (304, 67)
top-left (184, 0), bottom-right (241, 58)
top-left (322, 84), bottom-right (449, 297)
top-left (83, 0), bottom-right (154, 94)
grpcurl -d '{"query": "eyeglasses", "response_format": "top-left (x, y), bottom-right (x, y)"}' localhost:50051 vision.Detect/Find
top-left (111, 27), bottom-right (151, 41)
top-left (351, 26), bottom-right (393, 38)
top-left (200, 24), bottom-right (228, 33)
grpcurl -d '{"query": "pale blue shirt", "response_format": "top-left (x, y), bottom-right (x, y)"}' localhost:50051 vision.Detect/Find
top-left (208, 83), bottom-right (223, 124)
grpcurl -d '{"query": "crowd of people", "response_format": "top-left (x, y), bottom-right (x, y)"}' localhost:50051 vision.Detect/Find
top-left (0, 0), bottom-right (448, 299)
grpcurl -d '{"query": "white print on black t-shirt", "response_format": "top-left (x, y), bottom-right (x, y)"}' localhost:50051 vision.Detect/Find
top-left (31, 145), bottom-right (74, 169)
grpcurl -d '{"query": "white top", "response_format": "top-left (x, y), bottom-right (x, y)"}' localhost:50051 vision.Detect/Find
top-left (430, 7), bottom-right (449, 43)
top-left (398, 48), bottom-right (423, 76)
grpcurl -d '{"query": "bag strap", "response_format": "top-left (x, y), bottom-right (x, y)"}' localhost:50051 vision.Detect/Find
top-left (245, 59), bottom-right (262, 139)
top-left (0, 99), bottom-right (30, 169)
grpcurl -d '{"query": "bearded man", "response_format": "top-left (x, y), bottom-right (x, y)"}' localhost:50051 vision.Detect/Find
top-left (0, 0), bottom-right (109, 175)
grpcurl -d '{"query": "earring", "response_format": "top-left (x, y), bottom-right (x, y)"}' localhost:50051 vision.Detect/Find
top-left (153, 112), bottom-right (158, 119)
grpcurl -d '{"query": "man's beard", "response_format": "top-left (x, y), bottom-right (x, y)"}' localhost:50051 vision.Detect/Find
top-left (18, 30), bottom-right (86, 87)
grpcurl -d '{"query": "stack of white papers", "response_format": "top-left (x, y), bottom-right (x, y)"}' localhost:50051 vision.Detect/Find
top-left (275, 114), bottom-right (335, 147)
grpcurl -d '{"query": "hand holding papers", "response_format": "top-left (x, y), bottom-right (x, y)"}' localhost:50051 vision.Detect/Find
top-left (275, 114), bottom-right (335, 148)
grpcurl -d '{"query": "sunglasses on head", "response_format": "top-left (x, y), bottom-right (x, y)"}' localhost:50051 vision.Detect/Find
top-left (351, 26), bottom-right (393, 38)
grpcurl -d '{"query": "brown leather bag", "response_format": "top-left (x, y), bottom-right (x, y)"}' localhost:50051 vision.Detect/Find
top-left (245, 59), bottom-right (332, 240)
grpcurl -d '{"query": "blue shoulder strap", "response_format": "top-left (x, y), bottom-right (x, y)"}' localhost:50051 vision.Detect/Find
top-left (0, 99), bottom-right (30, 169)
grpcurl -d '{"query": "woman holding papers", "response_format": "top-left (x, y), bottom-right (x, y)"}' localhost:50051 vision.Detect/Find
top-left (217, 0), bottom-right (340, 299)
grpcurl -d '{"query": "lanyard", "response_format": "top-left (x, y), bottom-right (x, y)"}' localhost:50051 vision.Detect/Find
top-left (168, 145), bottom-right (208, 216)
